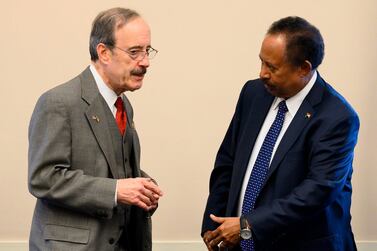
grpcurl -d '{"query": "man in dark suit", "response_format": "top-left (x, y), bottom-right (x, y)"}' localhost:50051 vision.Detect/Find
top-left (28, 8), bottom-right (163, 251)
top-left (202, 16), bottom-right (359, 251)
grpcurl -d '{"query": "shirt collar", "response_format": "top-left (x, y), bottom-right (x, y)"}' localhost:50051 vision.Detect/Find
top-left (272, 71), bottom-right (317, 116)
top-left (89, 64), bottom-right (119, 112)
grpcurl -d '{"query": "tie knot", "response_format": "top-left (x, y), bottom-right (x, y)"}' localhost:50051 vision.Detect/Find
top-left (278, 100), bottom-right (288, 114)
top-left (115, 97), bottom-right (124, 110)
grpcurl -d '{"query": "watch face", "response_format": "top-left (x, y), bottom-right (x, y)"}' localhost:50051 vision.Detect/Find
top-left (240, 229), bottom-right (252, 240)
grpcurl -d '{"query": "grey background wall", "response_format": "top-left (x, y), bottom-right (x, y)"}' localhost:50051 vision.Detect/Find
top-left (1, 0), bottom-right (376, 248)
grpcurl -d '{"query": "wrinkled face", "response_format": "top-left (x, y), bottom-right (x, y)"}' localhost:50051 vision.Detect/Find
top-left (104, 17), bottom-right (151, 94)
top-left (259, 34), bottom-right (306, 98)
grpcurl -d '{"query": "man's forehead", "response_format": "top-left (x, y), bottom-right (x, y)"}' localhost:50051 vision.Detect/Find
top-left (114, 18), bottom-right (151, 46)
top-left (260, 35), bottom-right (286, 58)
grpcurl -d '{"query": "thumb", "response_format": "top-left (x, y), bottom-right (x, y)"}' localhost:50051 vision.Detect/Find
top-left (210, 214), bottom-right (225, 224)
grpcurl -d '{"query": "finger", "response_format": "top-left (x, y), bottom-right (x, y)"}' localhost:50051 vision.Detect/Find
top-left (203, 231), bottom-right (211, 244)
top-left (144, 205), bottom-right (157, 213)
top-left (137, 195), bottom-right (158, 211)
top-left (222, 239), bottom-right (234, 250)
top-left (218, 241), bottom-right (227, 251)
top-left (221, 239), bottom-right (236, 250)
top-left (137, 192), bottom-right (154, 207)
top-left (143, 179), bottom-right (164, 196)
top-left (204, 231), bottom-right (218, 251)
top-left (143, 181), bottom-right (164, 197)
top-left (141, 188), bottom-right (159, 204)
top-left (205, 241), bottom-right (216, 251)
top-left (135, 200), bottom-right (152, 211)
top-left (203, 238), bottom-right (212, 250)
top-left (209, 227), bottom-right (225, 247)
top-left (153, 192), bottom-right (160, 200)
top-left (210, 214), bottom-right (225, 224)
top-left (209, 234), bottom-right (223, 249)
top-left (208, 246), bottom-right (216, 251)
top-left (205, 229), bottom-right (219, 243)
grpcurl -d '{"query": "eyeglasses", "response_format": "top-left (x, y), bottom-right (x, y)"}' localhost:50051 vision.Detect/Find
top-left (112, 46), bottom-right (158, 61)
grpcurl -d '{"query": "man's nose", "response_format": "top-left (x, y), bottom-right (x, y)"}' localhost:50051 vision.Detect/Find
top-left (259, 64), bottom-right (270, 79)
top-left (138, 54), bottom-right (150, 68)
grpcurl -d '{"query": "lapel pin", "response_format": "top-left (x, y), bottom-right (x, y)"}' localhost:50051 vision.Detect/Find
top-left (91, 115), bottom-right (100, 122)
top-left (305, 112), bottom-right (312, 119)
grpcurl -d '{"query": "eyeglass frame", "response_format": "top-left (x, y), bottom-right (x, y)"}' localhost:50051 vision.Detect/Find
top-left (104, 43), bottom-right (158, 61)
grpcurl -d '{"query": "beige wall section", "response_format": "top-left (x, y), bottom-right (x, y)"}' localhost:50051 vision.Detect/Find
top-left (1, 0), bottom-right (376, 243)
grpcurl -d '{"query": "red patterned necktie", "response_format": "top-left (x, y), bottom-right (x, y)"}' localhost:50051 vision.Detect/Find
top-left (115, 97), bottom-right (127, 135)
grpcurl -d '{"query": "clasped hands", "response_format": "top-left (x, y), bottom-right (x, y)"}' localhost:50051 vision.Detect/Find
top-left (203, 214), bottom-right (241, 251)
top-left (117, 177), bottom-right (163, 211)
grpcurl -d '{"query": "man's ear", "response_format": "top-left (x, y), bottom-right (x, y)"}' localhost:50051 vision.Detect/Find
top-left (300, 60), bottom-right (313, 76)
top-left (97, 43), bottom-right (111, 64)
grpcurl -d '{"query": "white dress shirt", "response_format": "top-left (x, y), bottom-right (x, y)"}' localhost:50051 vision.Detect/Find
top-left (237, 71), bottom-right (317, 216)
top-left (89, 65), bottom-right (119, 117)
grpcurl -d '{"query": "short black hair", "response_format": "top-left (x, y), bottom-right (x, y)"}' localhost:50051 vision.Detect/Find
top-left (267, 16), bottom-right (324, 69)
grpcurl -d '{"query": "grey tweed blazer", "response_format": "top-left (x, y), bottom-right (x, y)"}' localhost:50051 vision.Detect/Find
top-left (28, 67), bottom-right (152, 251)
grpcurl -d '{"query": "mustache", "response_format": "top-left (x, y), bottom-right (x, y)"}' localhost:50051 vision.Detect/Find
top-left (131, 67), bottom-right (147, 76)
top-left (262, 79), bottom-right (273, 87)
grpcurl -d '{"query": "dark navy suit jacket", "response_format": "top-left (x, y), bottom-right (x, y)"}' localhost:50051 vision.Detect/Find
top-left (202, 74), bottom-right (359, 251)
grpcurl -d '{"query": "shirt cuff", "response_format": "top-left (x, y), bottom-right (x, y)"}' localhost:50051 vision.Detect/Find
top-left (114, 180), bottom-right (118, 207)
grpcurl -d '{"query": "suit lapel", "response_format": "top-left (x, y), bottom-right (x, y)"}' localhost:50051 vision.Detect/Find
top-left (266, 100), bottom-right (314, 179)
top-left (237, 93), bottom-right (274, 177)
top-left (228, 91), bottom-right (274, 209)
top-left (266, 75), bottom-right (325, 180)
top-left (81, 67), bottom-right (120, 179)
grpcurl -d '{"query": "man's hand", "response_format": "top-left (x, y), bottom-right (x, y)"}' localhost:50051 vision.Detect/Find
top-left (117, 178), bottom-right (163, 211)
top-left (203, 214), bottom-right (241, 250)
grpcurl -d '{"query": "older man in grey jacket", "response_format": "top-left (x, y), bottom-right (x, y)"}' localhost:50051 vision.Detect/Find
top-left (28, 7), bottom-right (163, 251)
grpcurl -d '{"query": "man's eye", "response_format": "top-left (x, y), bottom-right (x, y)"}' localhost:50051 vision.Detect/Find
top-left (267, 64), bottom-right (276, 72)
top-left (129, 50), bottom-right (140, 56)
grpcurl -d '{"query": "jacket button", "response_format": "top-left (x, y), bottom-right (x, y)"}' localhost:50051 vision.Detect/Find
top-left (109, 238), bottom-right (115, 244)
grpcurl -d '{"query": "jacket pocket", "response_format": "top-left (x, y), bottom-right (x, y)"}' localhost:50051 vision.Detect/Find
top-left (43, 224), bottom-right (90, 244)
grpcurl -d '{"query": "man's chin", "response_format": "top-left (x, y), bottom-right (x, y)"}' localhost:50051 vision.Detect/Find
top-left (128, 81), bottom-right (143, 92)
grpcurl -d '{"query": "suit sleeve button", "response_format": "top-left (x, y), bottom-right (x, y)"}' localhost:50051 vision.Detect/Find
top-left (109, 238), bottom-right (115, 244)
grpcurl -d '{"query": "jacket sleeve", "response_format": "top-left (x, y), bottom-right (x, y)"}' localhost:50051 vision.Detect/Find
top-left (28, 91), bottom-right (117, 219)
top-left (201, 84), bottom-right (247, 235)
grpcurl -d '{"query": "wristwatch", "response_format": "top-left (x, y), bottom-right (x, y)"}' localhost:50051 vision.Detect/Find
top-left (240, 215), bottom-right (252, 240)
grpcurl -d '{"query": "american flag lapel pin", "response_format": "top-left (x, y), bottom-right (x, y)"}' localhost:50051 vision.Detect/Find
top-left (91, 115), bottom-right (100, 122)
top-left (305, 112), bottom-right (312, 119)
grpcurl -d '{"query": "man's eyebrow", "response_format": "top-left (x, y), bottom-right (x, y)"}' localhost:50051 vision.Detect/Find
top-left (259, 55), bottom-right (277, 68)
top-left (128, 45), bottom-right (151, 50)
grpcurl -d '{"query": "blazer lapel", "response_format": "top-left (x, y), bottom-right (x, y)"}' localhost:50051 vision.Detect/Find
top-left (237, 93), bottom-right (274, 177)
top-left (228, 91), bottom-right (274, 209)
top-left (266, 75), bottom-right (325, 180)
top-left (81, 67), bottom-right (120, 179)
